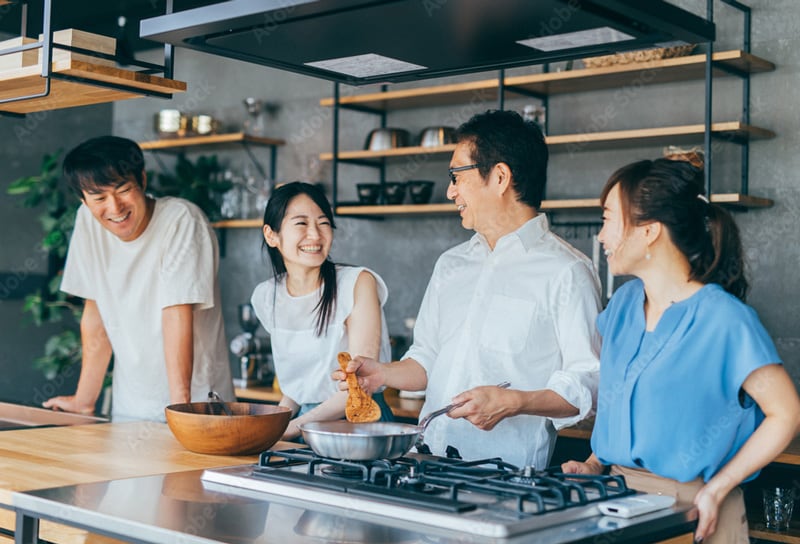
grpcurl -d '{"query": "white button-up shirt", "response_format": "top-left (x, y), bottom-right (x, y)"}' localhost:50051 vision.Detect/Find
top-left (405, 214), bottom-right (601, 468)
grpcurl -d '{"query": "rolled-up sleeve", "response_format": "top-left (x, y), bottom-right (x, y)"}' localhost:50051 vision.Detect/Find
top-left (547, 260), bottom-right (601, 429)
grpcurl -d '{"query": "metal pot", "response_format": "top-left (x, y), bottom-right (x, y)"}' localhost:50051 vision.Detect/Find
top-left (364, 128), bottom-right (410, 151)
top-left (299, 421), bottom-right (421, 460)
top-left (418, 126), bottom-right (455, 148)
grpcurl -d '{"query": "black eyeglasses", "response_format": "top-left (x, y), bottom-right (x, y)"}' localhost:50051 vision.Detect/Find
top-left (448, 163), bottom-right (480, 185)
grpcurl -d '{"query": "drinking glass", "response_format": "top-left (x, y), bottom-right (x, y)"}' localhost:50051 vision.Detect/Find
top-left (763, 487), bottom-right (795, 531)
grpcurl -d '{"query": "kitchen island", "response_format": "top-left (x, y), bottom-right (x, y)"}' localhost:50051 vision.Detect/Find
top-left (1, 421), bottom-right (697, 544)
top-left (0, 421), bottom-right (269, 543)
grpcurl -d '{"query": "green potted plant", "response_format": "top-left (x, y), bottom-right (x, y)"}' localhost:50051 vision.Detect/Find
top-left (148, 153), bottom-right (232, 221)
top-left (6, 151), bottom-right (86, 380)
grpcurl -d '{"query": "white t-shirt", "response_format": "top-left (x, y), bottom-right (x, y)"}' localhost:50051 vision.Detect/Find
top-left (250, 266), bottom-right (391, 406)
top-left (405, 214), bottom-right (601, 469)
top-left (61, 197), bottom-right (234, 422)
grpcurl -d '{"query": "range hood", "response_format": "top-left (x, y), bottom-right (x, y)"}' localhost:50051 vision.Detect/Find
top-left (140, 0), bottom-right (715, 86)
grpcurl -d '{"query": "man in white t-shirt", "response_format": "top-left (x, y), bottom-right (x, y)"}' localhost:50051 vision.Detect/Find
top-left (337, 110), bottom-right (601, 468)
top-left (43, 136), bottom-right (234, 422)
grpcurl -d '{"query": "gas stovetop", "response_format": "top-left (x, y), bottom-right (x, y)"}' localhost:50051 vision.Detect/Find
top-left (201, 448), bottom-right (636, 538)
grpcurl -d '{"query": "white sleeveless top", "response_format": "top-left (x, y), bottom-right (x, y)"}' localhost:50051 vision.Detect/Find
top-left (250, 266), bottom-right (391, 405)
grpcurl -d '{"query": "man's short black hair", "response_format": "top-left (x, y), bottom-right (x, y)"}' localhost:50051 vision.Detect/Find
top-left (454, 109), bottom-right (548, 209)
top-left (63, 136), bottom-right (146, 199)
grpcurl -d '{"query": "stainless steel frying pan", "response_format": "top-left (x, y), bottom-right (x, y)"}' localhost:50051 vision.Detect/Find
top-left (299, 382), bottom-right (510, 460)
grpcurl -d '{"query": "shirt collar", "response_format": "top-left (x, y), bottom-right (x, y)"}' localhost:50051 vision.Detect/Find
top-left (468, 214), bottom-right (549, 253)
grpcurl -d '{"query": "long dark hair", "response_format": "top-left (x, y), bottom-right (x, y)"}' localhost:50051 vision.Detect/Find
top-left (262, 182), bottom-right (338, 336)
top-left (600, 158), bottom-right (748, 300)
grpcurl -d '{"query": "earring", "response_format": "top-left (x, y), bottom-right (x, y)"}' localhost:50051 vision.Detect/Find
top-left (645, 250), bottom-right (651, 261)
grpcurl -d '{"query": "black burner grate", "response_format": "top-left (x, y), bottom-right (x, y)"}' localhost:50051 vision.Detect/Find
top-left (253, 448), bottom-right (635, 515)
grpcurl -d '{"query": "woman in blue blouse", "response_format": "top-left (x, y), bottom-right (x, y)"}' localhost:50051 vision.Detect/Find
top-left (562, 156), bottom-right (800, 543)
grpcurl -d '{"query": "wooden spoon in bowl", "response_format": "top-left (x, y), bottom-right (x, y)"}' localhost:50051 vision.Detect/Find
top-left (338, 352), bottom-right (381, 423)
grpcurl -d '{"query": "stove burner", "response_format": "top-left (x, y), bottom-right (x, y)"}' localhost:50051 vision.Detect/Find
top-left (253, 448), bottom-right (635, 515)
top-left (205, 448), bottom-right (647, 538)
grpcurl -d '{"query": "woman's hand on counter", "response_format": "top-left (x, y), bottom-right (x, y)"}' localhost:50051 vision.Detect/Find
top-left (561, 453), bottom-right (606, 475)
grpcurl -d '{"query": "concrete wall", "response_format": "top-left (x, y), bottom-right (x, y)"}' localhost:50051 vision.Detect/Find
top-left (112, 0), bottom-right (800, 385)
top-left (1, 0), bottom-right (797, 402)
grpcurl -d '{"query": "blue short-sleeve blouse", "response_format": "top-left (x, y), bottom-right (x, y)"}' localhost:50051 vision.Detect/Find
top-left (591, 279), bottom-right (780, 482)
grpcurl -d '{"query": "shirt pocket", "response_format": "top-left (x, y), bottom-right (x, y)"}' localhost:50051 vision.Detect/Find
top-left (479, 295), bottom-right (534, 354)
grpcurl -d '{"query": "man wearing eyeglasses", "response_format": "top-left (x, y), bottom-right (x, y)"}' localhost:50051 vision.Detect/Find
top-left (337, 109), bottom-right (601, 469)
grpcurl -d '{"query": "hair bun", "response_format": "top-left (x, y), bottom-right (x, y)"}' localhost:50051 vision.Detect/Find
top-left (663, 146), bottom-right (704, 169)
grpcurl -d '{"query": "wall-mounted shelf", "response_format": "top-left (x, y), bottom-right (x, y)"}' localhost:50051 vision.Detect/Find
top-left (0, 58), bottom-right (186, 114)
top-left (320, 51), bottom-right (773, 111)
top-left (139, 132), bottom-right (284, 185)
top-left (332, 193), bottom-right (771, 217)
top-left (139, 132), bottom-right (285, 151)
top-left (320, 123), bottom-right (773, 162)
top-left (209, 192), bottom-right (772, 226)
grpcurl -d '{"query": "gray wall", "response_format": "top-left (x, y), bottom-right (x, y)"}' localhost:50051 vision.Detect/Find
top-left (1, 0), bottom-right (798, 401)
top-left (0, 104), bottom-right (113, 403)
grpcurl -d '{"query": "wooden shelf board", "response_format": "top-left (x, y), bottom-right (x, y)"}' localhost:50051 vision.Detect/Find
top-left (320, 143), bottom-right (455, 161)
top-left (332, 194), bottom-right (771, 217)
top-left (210, 218), bottom-right (262, 228)
top-left (772, 435), bottom-right (800, 466)
top-left (321, 123), bottom-right (774, 161)
top-left (140, 132), bottom-right (285, 151)
top-left (319, 51), bottom-right (774, 111)
top-left (748, 527), bottom-right (800, 543)
top-left (545, 122), bottom-right (775, 151)
top-left (0, 59), bottom-right (186, 114)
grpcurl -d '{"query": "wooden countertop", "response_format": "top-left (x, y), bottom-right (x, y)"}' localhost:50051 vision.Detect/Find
top-left (0, 421), bottom-right (296, 543)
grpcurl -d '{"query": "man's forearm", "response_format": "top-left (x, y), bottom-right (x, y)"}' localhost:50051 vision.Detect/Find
top-left (512, 389), bottom-right (579, 419)
top-left (162, 304), bottom-right (194, 404)
top-left (75, 300), bottom-right (113, 408)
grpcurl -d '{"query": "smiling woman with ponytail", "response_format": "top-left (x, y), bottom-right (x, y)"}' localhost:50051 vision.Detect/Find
top-left (562, 156), bottom-right (800, 544)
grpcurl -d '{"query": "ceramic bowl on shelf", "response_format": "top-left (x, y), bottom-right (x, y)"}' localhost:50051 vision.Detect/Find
top-left (406, 180), bottom-right (435, 204)
top-left (356, 183), bottom-right (381, 205)
top-left (382, 182), bottom-right (406, 205)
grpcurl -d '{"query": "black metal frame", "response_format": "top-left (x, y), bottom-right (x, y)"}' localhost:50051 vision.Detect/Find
top-left (705, 0), bottom-right (753, 197)
top-left (0, 0), bottom-right (177, 116)
top-left (329, 0), bottom-right (758, 220)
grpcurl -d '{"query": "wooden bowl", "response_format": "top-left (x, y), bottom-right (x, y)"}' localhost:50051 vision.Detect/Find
top-left (165, 402), bottom-right (291, 455)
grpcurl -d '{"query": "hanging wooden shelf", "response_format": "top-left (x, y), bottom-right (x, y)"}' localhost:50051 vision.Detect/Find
top-left (319, 122), bottom-right (774, 162)
top-left (209, 193), bottom-right (771, 226)
top-left (139, 133), bottom-right (285, 151)
top-left (320, 50), bottom-right (774, 111)
top-left (0, 57), bottom-right (186, 114)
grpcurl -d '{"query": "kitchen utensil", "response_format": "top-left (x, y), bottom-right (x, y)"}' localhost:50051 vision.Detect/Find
top-left (165, 401), bottom-right (291, 455)
top-left (406, 180), bottom-right (435, 204)
top-left (418, 126), bottom-right (455, 148)
top-left (155, 109), bottom-right (188, 138)
top-left (382, 182), bottom-right (406, 205)
top-left (364, 128), bottom-right (410, 151)
top-left (356, 183), bottom-right (381, 205)
top-left (207, 391), bottom-right (233, 416)
top-left (299, 381), bottom-right (510, 460)
top-left (190, 114), bottom-right (218, 136)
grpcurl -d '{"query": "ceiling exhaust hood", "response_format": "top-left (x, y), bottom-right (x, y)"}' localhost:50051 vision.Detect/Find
top-left (140, 0), bottom-right (715, 86)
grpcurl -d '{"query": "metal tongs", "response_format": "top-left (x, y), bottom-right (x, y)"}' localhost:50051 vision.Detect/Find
top-left (207, 391), bottom-right (233, 416)
top-left (415, 381), bottom-right (511, 447)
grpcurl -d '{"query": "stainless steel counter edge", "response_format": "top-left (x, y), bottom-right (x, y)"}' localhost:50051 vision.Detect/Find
top-left (11, 470), bottom-right (698, 544)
